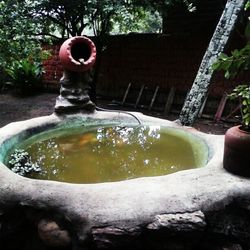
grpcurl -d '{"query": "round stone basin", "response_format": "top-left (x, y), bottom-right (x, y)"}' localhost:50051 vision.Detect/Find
top-left (1, 112), bottom-right (231, 249)
top-left (4, 125), bottom-right (208, 183)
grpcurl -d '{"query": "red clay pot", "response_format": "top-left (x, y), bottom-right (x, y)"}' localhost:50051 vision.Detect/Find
top-left (223, 125), bottom-right (250, 177)
top-left (59, 36), bottom-right (96, 72)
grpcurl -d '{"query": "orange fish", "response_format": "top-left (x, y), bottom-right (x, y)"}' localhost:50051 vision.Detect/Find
top-left (79, 133), bottom-right (96, 146)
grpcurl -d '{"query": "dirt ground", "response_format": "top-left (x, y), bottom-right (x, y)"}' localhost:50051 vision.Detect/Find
top-left (0, 92), bottom-right (57, 128)
top-left (0, 91), bottom-right (232, 134)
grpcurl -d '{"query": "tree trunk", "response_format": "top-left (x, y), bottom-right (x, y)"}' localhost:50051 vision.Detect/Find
top-left (178, 0), bottom-right (246, 126)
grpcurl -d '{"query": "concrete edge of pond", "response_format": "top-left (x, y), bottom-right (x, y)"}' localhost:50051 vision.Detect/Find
top-left (0, 111), bottom-right (250, 248)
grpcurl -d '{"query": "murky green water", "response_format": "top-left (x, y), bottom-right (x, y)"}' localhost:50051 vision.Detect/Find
top-left (7, 126), bottom-right (208, 183)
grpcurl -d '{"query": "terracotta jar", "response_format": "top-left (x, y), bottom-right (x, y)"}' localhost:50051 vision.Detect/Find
top-left (59, 36), bottom-right (96, 72)
top-left (223, 125), bottom-right (250, 177)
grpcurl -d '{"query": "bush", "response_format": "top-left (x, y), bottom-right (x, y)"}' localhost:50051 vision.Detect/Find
top-left (5, 59), bottom-right (43, 92)
top-left (4, 50), bottom-right (51, 95)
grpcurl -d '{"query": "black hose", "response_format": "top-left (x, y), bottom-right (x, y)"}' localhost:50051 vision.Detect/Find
top-left (95, 106), bottom-right (142, 125)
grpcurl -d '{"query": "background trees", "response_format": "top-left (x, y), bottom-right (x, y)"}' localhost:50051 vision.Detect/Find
top-left (0, 1), bottom-right (40, 62)
top-left (0, 0), bottom-right (161, 88)
top-left (0, 0), bottom-right (46, 88)
top-left (25, 0), bottom-right (194, 39)
top-left (0, 0), bottom-right (195, 92)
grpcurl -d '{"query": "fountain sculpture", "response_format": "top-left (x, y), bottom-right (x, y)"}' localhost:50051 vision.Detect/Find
top-left (55, 36), bottom-right (96, 113)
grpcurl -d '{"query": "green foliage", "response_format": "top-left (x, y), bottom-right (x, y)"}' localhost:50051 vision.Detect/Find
top-left (5, 49), bottom-right (51, 93)
top-left (0, 0), bottom-right (51, 91)
top-left (5, 59), bottom-right (42, 90)
top-left (245, 0), bottom-right (250, 10)
top-left (212, 45), bottom-right (250, 79)
top-left (228, 85), bottom-right (250, 130)
top-left (112, 6), bottom-right (162, 34)
top-left (0, 0), bottom-right (197, 57)
top-left (0, 0), bottom-right (195, 96)
top-left (0, 1), bottom-right (44, 63)
top-left (28, 0), bottom-right (170, 37)
top-left (1, 0), bottom-right (196, 41)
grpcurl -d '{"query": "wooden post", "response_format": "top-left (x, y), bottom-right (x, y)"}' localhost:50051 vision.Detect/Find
top-left (134, 85), bottom-right (145, 108)
top-left (149, 86), bottom-right (159, 111)
top-left (214, 93), bottom-right (228, 122)
top-left (198, 93), bottom-right (209, 118)
top-left (121, 83), bottom-right (132, 106)
top-left (164, 86), bottom-right (176, 115)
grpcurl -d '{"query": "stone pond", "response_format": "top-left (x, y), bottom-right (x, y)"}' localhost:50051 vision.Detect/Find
top-left (0, 111), bottom-right (250, 250)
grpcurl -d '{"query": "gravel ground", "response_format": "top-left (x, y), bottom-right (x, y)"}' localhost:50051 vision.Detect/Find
top-left (0, 91), bottom-right (231, 134)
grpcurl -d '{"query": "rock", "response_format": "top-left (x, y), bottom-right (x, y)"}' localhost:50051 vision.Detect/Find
top-left (37, 218), bottom-right (71, 247)
top-left (147, 211), bottom-right (206, 232)
top-left (206, 206), bottom-right (250, 241)
top-left (222, 243), bottom-right (243, 250)
top-left (200, 240), bottom-right (243, 250)
top-left (92, 226), bottom-right (141, 249)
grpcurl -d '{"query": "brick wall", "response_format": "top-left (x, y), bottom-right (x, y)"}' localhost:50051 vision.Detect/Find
top-left (42, 44), bottom-right (62, 89)
top-left (43, 34), bottom-right (250, 113)
top-left (42, 34), bottom-right (205, 97)
top-left (96, 33), bottom-right (208, 99)
top-left (42, 31), bottom-right (249, 99)
top-left (100, 34), bottom-right (250, 97)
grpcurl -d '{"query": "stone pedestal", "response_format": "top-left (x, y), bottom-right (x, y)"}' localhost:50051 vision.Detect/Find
top-left (55, 70), bottom-right (95, 114)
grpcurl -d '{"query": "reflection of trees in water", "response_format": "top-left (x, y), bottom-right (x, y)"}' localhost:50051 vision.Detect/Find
top-left (27, 139), bottom-right (67, 180)
top-left (94, 126), bottom-right (161, 152)
top-left (25, 126), bottom-right (165, 180)
top-left (96, 126), bottom-right (161, 148)
top-left (93, 126), bottom-right (162, 177)
top-left (13, 125), bottom-right (200, 182)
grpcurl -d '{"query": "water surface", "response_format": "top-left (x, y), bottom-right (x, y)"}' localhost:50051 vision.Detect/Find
top-left (7, 126), bottom-right (208, 183)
